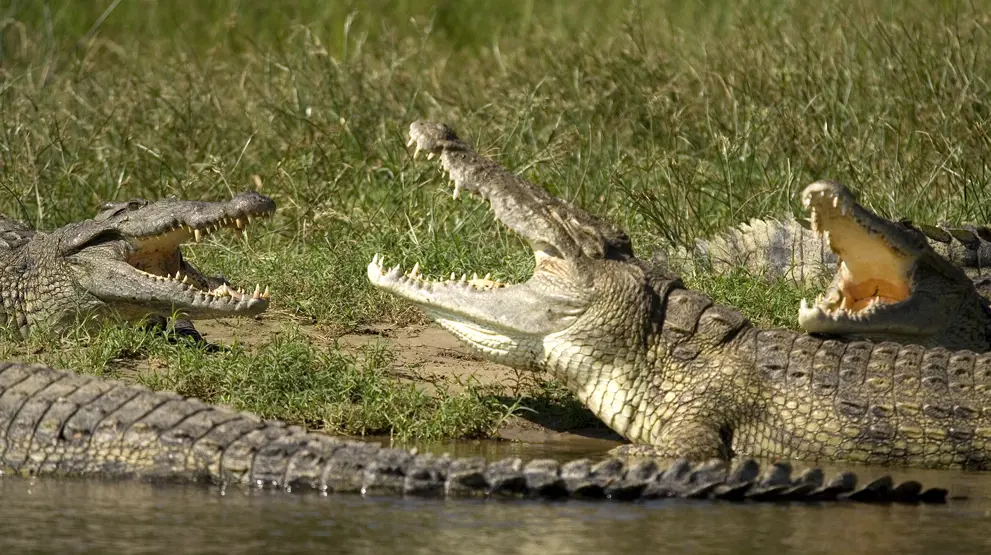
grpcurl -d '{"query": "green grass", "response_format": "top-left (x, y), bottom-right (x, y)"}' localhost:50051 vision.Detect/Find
top-left (2, 0), bottom-right (990, 440)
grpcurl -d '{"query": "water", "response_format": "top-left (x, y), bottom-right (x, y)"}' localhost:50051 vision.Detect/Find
top-left (3, 440), bottom-right (991, 554)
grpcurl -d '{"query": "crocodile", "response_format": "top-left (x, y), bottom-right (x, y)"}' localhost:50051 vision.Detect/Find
top-left (369, 120), bottom-right (991, 470)
top-left (0, 192), bottom-right (274, 337)
top-left (0, 361), bottom-right (949, 504)
top-left (656, 183), bottom-right (991, 351)
top-left (796, 181), bottom-right (991, 350)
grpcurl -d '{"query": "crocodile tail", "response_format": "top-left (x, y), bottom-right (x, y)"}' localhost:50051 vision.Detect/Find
top-left (693, 217), bottom-right (836, 285)
top-left (0, 362), bottom-right (947, 503)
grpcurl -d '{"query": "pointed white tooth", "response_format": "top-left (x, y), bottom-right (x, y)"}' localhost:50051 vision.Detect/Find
top-left (194, 229), bottom-right (202, 242)
top-left (182, 276), bottom-right (190, 284)
top-left (453, 183), bottom-right (461, 199)
top-left (391, 264), bottom-right (402, 275)
top-left (484, 273), bottom-right (492, 280)
top-left (472, 272), bottom-right (479, 280)
top-left (413, 145), bottom-right (421, 158)
top-left (427, 152), bottom-right (435, 160)
top-left (406, 136), bottom-right (415, 147)
top-left (235, 218), bottom-right (244, 229)
top-left (262, 286), bottom-right (270, 299)
top-left (460, 274), bottom-right (467, 282)
top-left (371, 253), bottom-right (379, 266)
top-left (800, 298), bottom-right (808, 310)
top-left (410, 262), bottom-right (421, 279)
top-left (832, 197), bottom-right (838, 208)
top-left (450, 272), bottom-right (456, 281)
top-left (253, 284), bottom-right (261, 298)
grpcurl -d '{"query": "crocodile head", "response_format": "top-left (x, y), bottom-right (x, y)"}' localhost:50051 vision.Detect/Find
top-left (368, 121), bottom-right (662, 371)
top-left (19, 191), bottom-right (275, 333)
top-left (796, 180), bottom-right (988, 348)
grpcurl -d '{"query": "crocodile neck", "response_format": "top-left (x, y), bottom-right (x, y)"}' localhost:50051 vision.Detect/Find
top-left (539, 272), bottom-right (757, 450)
top-left (1, 234), bottom-right (102, 337)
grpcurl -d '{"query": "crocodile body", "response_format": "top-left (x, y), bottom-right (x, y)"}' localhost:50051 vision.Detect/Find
top-left (0, 192), bottom-right (274, 337)
top-left (0, 361), bottom-right (948, 504)
top-left (370, 121), bottom-right (991, 471)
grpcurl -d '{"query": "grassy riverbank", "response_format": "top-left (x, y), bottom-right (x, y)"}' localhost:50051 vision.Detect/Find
top-left (1, 0), bottom-right (988, 441)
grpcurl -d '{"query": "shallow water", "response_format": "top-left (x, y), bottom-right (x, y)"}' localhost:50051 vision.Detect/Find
top-left (3, 440), bottom-right (991, 554)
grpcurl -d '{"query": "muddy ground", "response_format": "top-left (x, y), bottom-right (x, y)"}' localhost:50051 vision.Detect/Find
top-left (190, 316), bottom-right (624, 450)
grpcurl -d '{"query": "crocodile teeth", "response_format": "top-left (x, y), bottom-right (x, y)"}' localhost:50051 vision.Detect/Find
top-left (194, 229), bottom-right (202, 242)
top-left (406, 136), bottom-right (415, 148)
top-left (832, 197), bottom-right (839, 208)
top-left (427, 152), bottom-right (435, 160)
top-left (800, 298), bottom-right (809, 310)
top-left (210, 284), bottom-right (231, 297)
top-left (409, 263), bottom-right (421, 279)
top-left (235, 218), bottom-right (245, 229)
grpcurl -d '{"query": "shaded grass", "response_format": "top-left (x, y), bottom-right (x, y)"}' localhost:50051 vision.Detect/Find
top-left (2, 0), bottom-right (990, 439)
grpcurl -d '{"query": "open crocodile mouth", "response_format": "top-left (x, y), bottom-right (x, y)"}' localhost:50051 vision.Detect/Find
top-left (126, 213), bottom-right (271, 303)
top-left (367, 123), bottom-right (589, 339)
top-left (798, 181), bottom-right (913, 326)
top-left (111, 208), bottom-right (273, 313)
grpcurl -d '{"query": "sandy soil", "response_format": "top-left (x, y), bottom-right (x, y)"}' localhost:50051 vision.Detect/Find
top-left (189, 317), bottom-right (624, 448)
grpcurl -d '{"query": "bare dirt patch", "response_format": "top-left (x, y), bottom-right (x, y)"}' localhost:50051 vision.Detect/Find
top-left (188, 317), bottom-right (622, 446)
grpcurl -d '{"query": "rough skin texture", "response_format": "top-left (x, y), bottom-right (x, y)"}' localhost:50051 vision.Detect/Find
top-left (0, 362), bottom-right (948, 504)
top-left (370, 121), bottom-right (991, 471)
top-left (0, 192), bottom-right (274, 337)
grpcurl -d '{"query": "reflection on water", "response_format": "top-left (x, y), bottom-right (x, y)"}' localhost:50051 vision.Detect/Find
top-left (3, 440), bottom-right (991, 555)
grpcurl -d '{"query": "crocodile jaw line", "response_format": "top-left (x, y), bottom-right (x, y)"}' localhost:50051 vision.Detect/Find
top-left (367, 253), bottom-right (584, 364)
